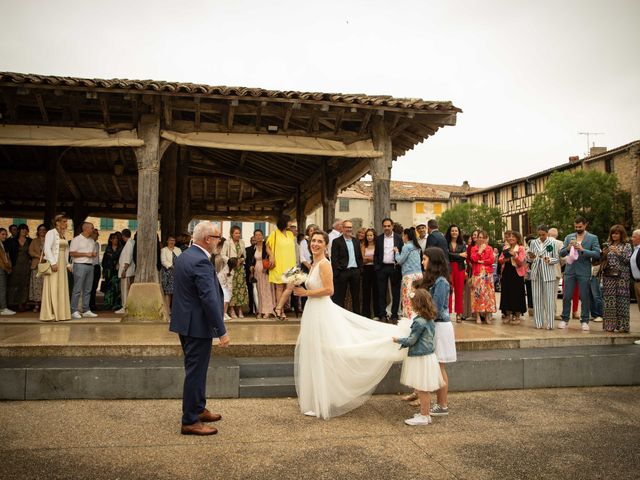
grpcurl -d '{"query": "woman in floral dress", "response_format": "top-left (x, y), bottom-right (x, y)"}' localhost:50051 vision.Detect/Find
top-left (469, 230), bottom-right (496, 324)
top-left (601, 224), bottom-right (633, 333)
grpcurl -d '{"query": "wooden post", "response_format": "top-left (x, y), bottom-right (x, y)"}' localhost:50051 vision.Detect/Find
top-left (370, 118), bottom-right (392, 230)
top-left (175, 146), bottom-right (192, 236)
top-left (44, 155), bottom-right (58, 228)
top-left (133, 113), bottom-right (162, 284)
top-left (296, 187), bottom-right (306, 232)
top-left (321, 161), bottom-right (337, 231)
top-left (160, 144), bottom-right (177, 242)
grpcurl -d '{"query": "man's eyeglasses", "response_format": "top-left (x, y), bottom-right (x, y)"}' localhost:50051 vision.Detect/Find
top-left (206, 235), bottom-right (221, 240)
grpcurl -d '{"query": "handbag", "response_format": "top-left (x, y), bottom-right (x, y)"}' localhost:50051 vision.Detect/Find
top-left (36, 248), bottom-right (52, 277)
top-left (262, 258), bottom-right (271, 270)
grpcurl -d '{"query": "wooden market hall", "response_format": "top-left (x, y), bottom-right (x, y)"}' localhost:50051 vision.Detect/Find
top-left (0, 71), bottom-right (460, 315)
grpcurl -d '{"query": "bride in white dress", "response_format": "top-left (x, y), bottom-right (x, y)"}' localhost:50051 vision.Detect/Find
top-left (293, 231), bottom-right (409, 419)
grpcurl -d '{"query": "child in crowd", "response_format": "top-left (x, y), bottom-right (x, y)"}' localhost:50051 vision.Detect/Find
top-left (393, 288), bottom-right (445, 426)
top-left (218, 257), bottom-right (237, 320)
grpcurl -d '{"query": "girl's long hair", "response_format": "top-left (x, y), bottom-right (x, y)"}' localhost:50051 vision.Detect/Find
top-left (416, 247), bottom-right (450, 290)
top-left (403, 227), bottom-right (422, 251)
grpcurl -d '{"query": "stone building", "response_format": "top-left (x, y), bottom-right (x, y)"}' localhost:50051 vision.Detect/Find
top-left (307, 180), bottom-right (474, 230)
top-left (454, 140), bottom-right (640, 236)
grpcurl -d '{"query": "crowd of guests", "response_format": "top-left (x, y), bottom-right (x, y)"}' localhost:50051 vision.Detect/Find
top-left (1, 214), bottom-right (638, 335)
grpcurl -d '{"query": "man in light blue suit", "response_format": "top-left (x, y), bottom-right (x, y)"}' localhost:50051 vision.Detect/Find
top-left (170, 221), bottom-right (230, 435)
top-left (559, 216), bottom-right (601, 331)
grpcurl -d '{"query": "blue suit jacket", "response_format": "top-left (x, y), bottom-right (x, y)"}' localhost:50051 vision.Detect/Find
top-left (170, 245), bottom-right (226, 339)
top-left (559, 231), bottom-right (601, 278)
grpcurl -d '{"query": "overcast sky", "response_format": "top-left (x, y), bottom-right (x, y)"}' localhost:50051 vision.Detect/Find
top-left (1, 0), bottom-right (638, 188)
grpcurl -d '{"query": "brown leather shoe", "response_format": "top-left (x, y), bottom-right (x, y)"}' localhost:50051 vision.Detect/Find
top-left (181, 421), bottom-right (217, 435)
top-left (199, 408), bottom-right (222, 423)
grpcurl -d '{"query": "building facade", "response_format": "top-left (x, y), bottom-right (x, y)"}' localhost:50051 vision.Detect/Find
top-left (456, 140), bottom-right (640, 236)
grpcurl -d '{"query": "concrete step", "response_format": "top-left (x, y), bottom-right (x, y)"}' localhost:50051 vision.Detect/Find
top-left (238, 357), bottom-right (294, 378)
top-left (239, 376), bottom-right (297, 398)
top-left (1, 345), bottom-right (638, 400)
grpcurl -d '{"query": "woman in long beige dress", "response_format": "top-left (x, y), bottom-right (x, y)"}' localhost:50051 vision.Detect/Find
top-left (28, 224), bottom-right (47, 313)
top-left (251, 230), bottom-right (276, 318)
top-left (40, 215), bottom-right (71, 322)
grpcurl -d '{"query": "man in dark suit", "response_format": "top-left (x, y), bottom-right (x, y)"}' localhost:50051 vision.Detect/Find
top-left (331, 220), bottom-right (363, 314)
top-left (245, 234), bottom-right (257, 316)
top-left (170, 221), bottom-right (230, 436)
top-left (426, 219), bottom-right (450, 270)
top-left (374, 218), bottom-right (403, 323)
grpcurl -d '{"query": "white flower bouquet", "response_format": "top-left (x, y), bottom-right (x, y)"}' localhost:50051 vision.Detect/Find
top-left (281, 267), bottom-right (308, 286)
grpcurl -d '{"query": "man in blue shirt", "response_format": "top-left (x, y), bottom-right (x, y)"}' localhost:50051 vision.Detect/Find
top-left (331, 220), bottom-right (363, 314)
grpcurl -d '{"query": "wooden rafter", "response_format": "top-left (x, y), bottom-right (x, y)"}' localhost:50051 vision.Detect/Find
top-left (163, 96), bottom-right (172, 127)
top-left (359, 110), bottom-right (372, 135)
top-left (194, 97), bottom-right (201, 130)
top-left (35, 93), bottom-right (49, 122)
top-left (283, 103), bottom-right (294, 131)
top-left (227, 99), bottom-right (238, 130)
top-left (111, 175), bottom-right (123, 199)
top-left (99, 95), bottom-right (110, 127)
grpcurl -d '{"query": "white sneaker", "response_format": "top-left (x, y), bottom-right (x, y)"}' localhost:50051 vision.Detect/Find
top-left (581, 323), bottom-right (590, 332)
top-left (82, 310), bottom-right (98, 318)
top-left (0, 308), bottom-right (16, 316)
top-left (114, 308), bottom-right (126, 314)
top-left (71, 311), bottom-right (82, 319)
top-left (591, 317), bottom-right (603, 323)
top-left (224, 313), bottom-right (231, 320)
top-left (634, 340), bottom-right (640, 345)
top-left (303, 411), bottom-right (317, 417)
top-left (404, 413), bottom-right (432, 426)
top-left (558, 321), bottom-right (568, 329)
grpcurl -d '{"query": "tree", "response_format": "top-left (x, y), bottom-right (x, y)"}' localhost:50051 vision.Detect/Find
top-left (437, 202), bottom-right (505, 245)
top-left (529, 169), bottom-right (631, 241)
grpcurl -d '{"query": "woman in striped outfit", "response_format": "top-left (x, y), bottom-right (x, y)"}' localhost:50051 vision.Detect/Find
top-left (528, 225), bottom-right (559, 329)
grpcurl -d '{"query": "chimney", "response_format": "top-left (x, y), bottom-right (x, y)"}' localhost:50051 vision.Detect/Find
top-left (589, 146), bottom-right (607, 156)
top-left (569, 156), bottom-right (580, 163)
top-left (461, 180), bottom-right (470, 191)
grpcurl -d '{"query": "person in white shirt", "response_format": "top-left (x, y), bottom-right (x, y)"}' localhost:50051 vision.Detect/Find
top-left (115, 229), bottom-right (135, 314)
top-left (327, 218), bottom-right (344, 255)
top-left (69, 222), bottom-right (98, 318)
top-left (548, 228), bottom-right (566, 320)
top-left (89, 229), bottom-right (101, 312)
top-left (416, 222), bottom-right (428, 252)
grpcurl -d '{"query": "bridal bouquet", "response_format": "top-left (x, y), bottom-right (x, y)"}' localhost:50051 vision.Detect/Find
top-left (282, 267), bottom-right (308, 286)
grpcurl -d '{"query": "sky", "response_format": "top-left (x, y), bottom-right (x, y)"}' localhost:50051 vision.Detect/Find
top-left (1, 0), bottom-right (638, 189)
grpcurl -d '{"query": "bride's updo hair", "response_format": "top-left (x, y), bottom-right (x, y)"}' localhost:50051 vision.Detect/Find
top-left (310, 230), bottom-right (329, 246)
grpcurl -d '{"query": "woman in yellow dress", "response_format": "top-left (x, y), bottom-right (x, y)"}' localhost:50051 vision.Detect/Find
top-left (40, 215), bottom-right (72, 322)
top-left (267, 215), bottom-right (297, 320)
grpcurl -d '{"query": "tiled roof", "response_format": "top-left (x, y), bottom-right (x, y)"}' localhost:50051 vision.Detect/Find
top-left (0, 72), bottom-right (461, 112)
top-left (340, 181), bottom-right (474, 201)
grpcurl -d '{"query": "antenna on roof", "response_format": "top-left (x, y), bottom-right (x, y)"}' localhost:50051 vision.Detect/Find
top-left (577, 132), bottom-right (604, 156)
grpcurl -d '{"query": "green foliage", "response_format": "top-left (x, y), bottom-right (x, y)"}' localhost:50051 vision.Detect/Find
top-left (529, 169), bottom-right (631, 241)
top-left (437, 202), bottom-right (505, 245)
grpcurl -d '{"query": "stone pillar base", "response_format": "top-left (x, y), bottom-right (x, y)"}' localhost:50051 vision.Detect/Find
top-left (122, 283), bottom-right (169, 323)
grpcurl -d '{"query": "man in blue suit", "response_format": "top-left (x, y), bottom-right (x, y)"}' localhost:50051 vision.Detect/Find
top-left (559, 216), bottom-right (601, 332)
top-left (170, 221), bottom-right (230, 435)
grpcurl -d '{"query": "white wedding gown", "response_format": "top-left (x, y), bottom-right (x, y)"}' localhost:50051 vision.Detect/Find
top-left (295, 259), bottom-right (410, 419)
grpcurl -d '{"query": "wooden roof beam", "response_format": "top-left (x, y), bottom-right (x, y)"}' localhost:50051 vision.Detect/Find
top-left (99, 95), bottom-right (110, 127)
top-left (2, 91), bottom-right (17, 120)
top-left (194, 97), bottom-right (201, 130)
top-left (163, 96), bottom-right (172, 128)
top-left (307, 107), bottom-right (320, 133)
top-left (35, 93), bottom-right (49, 123)
top-left (283, 103), bottom-right (294, 131)
top-left (58, 165), bottom-right (82, 200)
top-left (227, 99), bottom-right (238, 130)
top-left (255, 101), bottom-right (265, 132)
top-left (359, 110), bottom-right (373, 135)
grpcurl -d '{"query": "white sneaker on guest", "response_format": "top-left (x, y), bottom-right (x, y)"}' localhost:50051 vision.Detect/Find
top-left (0, 308), bottom-right (16, 315)
top-left (591, 317), bottom-right (603, 323)
top-left (581, 323), bottom-right (590, 332)
top-left (114, 308), bottom-right (126, 314)
top-left (405, 413), bottom-right (432, 426)
top-left (71, 311), bottom-right (82, 319)
top-left (82, 310), bottom-right (98, 318)
top-left (558, 321), bottom-right (567, 329)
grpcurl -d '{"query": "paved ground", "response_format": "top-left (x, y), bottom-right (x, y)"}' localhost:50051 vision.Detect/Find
top-left (1, 387), bottom-right (638, 480)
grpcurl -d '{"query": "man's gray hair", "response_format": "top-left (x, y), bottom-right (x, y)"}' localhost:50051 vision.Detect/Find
top-left (333, 218), bottom-right (343, 229)
top-left (548, 227), bottom-right (558, 238)
top-left (192, 221), bottom-right (216, 242)
top-left (632, 229), bottom-right (640, 237)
